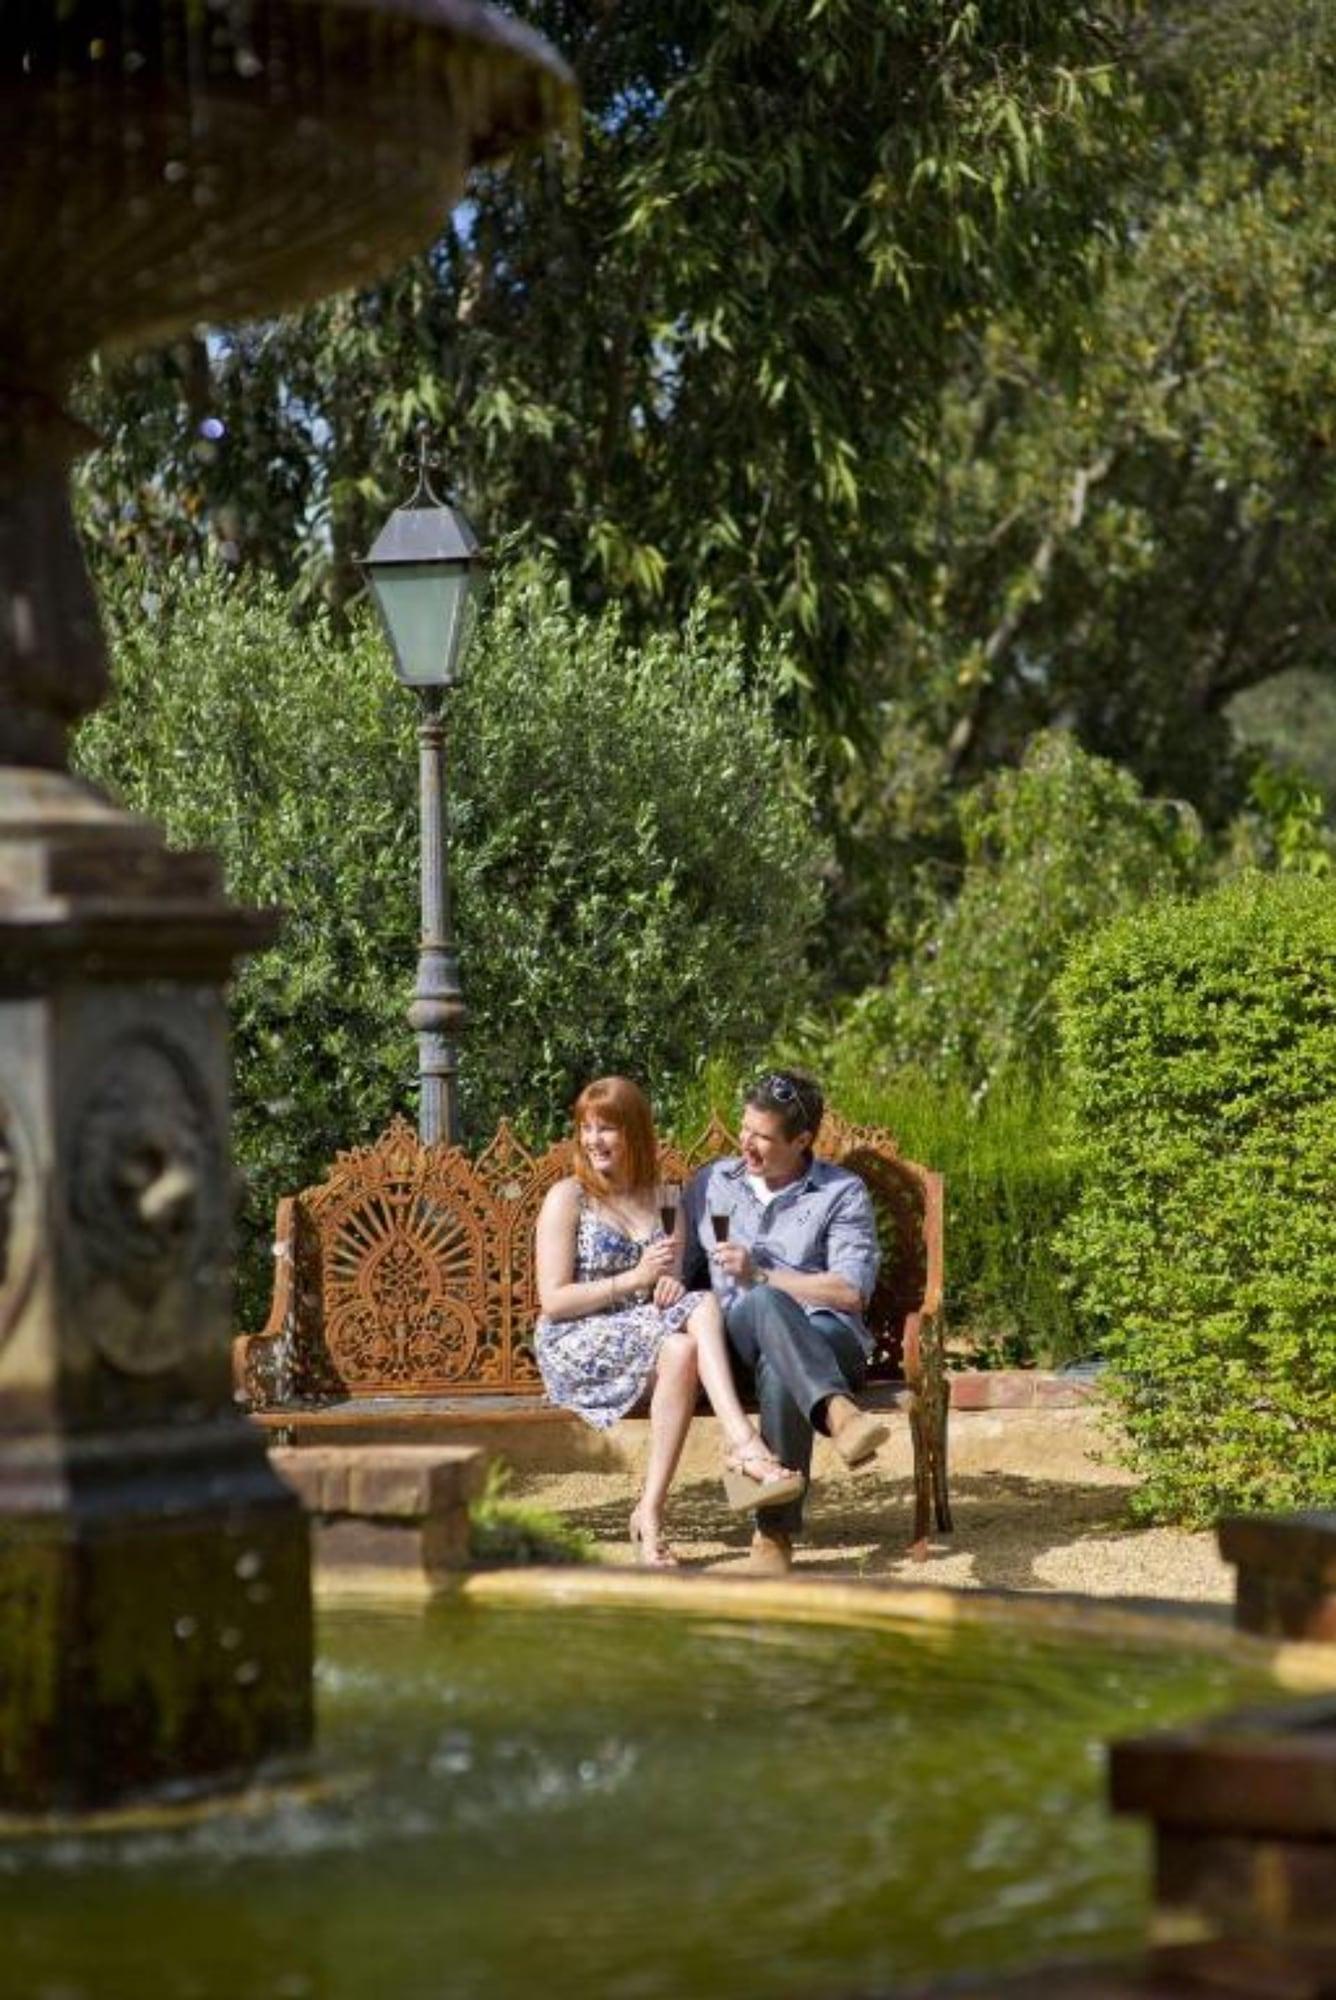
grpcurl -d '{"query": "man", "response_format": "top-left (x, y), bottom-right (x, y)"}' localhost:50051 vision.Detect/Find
top-left (684, 1069), bottom-right (888, 1576)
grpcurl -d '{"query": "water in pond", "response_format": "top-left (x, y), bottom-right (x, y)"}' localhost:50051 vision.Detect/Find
top-left (0, 1602), bottom-right (1274, 1999)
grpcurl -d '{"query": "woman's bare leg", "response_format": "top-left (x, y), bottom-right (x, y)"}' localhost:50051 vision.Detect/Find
top-left (684, 1295), bottom-right (752, 1444)
top-left (686, 1295), bottom-right (795, 1472)
top-left (634, 1331), bottom-right (698, 1539)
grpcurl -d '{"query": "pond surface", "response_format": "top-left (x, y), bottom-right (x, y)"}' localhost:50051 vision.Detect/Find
top-left (0, 1601), bottom-right (1273, 1999)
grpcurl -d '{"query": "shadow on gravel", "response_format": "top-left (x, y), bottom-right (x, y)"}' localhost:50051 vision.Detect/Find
top-left (541, 1471), bottom-right (1159, 1594)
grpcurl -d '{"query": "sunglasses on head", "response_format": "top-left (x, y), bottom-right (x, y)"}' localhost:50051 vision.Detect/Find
top-left (755, 1073), bottom-right (818, 1126)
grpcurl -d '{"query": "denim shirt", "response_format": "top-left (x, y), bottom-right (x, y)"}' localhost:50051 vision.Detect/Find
top-left (683, 1154), bottom-right (881, 1355)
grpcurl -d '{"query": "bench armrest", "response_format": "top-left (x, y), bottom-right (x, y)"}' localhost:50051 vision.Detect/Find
top-left (232, 1197), bottom-right (300, 1410)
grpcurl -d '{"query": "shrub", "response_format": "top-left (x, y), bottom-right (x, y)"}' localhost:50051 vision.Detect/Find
top-left (468, 1464), bottom-right (595, 1567)
top-left (1220, 761), bottom-right (1336, 880)
top-left (76, 559), bottom-right (825, 1322)
top-left (838, 731), bottom-right (1206, 1094)
top-left (447, 570), bottom-right (824, 1131)
top-left (1057, 874), bottom-right (1336, 1522)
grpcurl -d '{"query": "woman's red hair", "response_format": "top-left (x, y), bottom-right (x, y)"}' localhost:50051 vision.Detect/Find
top-left (571, 1076), bottom-right (659, 1196)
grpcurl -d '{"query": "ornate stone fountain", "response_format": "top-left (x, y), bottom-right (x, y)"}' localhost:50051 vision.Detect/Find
top-left (0, 0), bottom-right (570, 1814)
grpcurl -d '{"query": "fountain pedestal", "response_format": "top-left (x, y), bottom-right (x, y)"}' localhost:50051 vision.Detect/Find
top-left (0, 770), bottom-right (313, 1811)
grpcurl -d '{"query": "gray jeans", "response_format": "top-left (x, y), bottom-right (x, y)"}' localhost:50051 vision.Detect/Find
top-left (725, 1287), bottom-right (867, 1538)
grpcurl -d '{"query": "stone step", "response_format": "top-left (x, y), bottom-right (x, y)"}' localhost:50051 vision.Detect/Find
top-left (271, 1443), bottom-right (488, 1593)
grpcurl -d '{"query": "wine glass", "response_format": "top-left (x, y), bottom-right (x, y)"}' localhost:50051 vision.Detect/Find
top-left (710, 1209), bottom-right (731, 1244)
top-left (657, 1182), bottom-right (680, 1238)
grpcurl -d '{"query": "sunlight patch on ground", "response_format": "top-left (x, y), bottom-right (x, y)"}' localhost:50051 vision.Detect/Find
top-left (511, 1467), bottom-right (1234, 1607)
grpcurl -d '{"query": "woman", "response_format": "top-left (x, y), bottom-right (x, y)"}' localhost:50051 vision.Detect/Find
top-left (534, 1076), bottom-right (803, 1565)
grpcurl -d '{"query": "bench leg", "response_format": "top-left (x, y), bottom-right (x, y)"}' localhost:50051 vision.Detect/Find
top-left (908, 1398), bottom-right (932, 1560)
top-left (908, 1389), bottom-right (953, 1558)
top-left (931, 1398), bottom-right (953, 1536)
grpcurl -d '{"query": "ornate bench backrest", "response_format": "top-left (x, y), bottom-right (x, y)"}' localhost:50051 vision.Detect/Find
top-left (237, 1110), bottom-right (940, 1408)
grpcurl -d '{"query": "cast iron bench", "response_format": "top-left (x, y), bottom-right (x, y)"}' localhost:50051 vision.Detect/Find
top-left (232, 1111), bottom-right (952, 1553)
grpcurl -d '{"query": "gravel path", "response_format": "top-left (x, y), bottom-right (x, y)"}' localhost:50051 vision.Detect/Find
top-left (511, 1461), bottom-right (1235, 1610)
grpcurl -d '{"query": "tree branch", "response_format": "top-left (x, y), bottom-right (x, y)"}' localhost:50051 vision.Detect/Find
top-left (1190, 439), bottom-right (1327, 713)
top-left (944, 446), bottom-right (1117, 773)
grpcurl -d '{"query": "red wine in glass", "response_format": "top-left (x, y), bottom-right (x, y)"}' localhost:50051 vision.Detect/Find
top-left (710, 1210), bottom-right (730, 1244)
top-left (657, 1183), bottom-right (680, 1236)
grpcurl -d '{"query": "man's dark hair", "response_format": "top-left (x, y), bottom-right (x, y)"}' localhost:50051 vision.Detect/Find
top-left (744, 1069), bottom-right (824, 1142)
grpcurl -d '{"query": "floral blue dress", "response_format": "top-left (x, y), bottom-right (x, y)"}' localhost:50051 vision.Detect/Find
top-left (534, 1197), bottom-right (708, 1430)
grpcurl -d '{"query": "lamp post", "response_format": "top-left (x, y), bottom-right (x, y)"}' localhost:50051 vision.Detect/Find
top-left (363, 458), bottom-right (487, 1146)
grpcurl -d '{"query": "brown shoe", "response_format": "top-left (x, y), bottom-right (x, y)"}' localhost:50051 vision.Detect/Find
top-left (830, 1408), bottom-right (889, 1468)
top-left (745, 1526), bottom-right (794, 1577)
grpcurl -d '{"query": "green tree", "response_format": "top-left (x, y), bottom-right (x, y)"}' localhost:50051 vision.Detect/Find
top-left (852, 0), bottom-right (1336, 840)
top-left (828, 731), bottom-right (1206, 1094)
top-left (75, 0), bottom-right (1135, 741)
top-left (75, 558), bottom-right (824, 1320)
top-left (78, 2), bottom-right (1336, 1003)
top-left (1229, 668), bottom-right (1336, 808)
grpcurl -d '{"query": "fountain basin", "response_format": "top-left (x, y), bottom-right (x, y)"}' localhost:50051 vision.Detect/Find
top-left (2, 1576), bottom-right (1332, 1999)
top-left (2, 0), bottom-right (574, 374)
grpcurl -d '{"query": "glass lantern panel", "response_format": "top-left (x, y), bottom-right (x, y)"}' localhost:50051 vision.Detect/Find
top-left (368, 562), bottom-right (472, 686)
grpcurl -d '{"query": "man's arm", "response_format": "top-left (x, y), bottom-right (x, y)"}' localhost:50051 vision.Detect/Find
top-left (775, 1177), bottom-right (878, 1310)
top-left (822, 1177), bottom-right (881, 1305)
top-left (759, 1265), bottom-right (863, 1313)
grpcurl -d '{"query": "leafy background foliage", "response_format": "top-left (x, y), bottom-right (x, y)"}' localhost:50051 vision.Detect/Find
top-left (75, 561), bottom-right (823, 1321)
top-left (818, 1073), bottom-right (1081, 1370)
top-left (827, 732), bottom-right (1208, 1096)
top-left (77, 1), bottom-right (1130, 709)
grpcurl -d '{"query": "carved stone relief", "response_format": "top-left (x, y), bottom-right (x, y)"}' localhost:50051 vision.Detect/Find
top-left (0, 1089), bottom-right (39, 1351)
top-left (68, 1033), bottom-right (224, 1375)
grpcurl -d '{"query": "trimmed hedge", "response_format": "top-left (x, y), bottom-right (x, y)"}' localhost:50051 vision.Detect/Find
top-left (1057, 875), bottom-right (1336, 1522)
